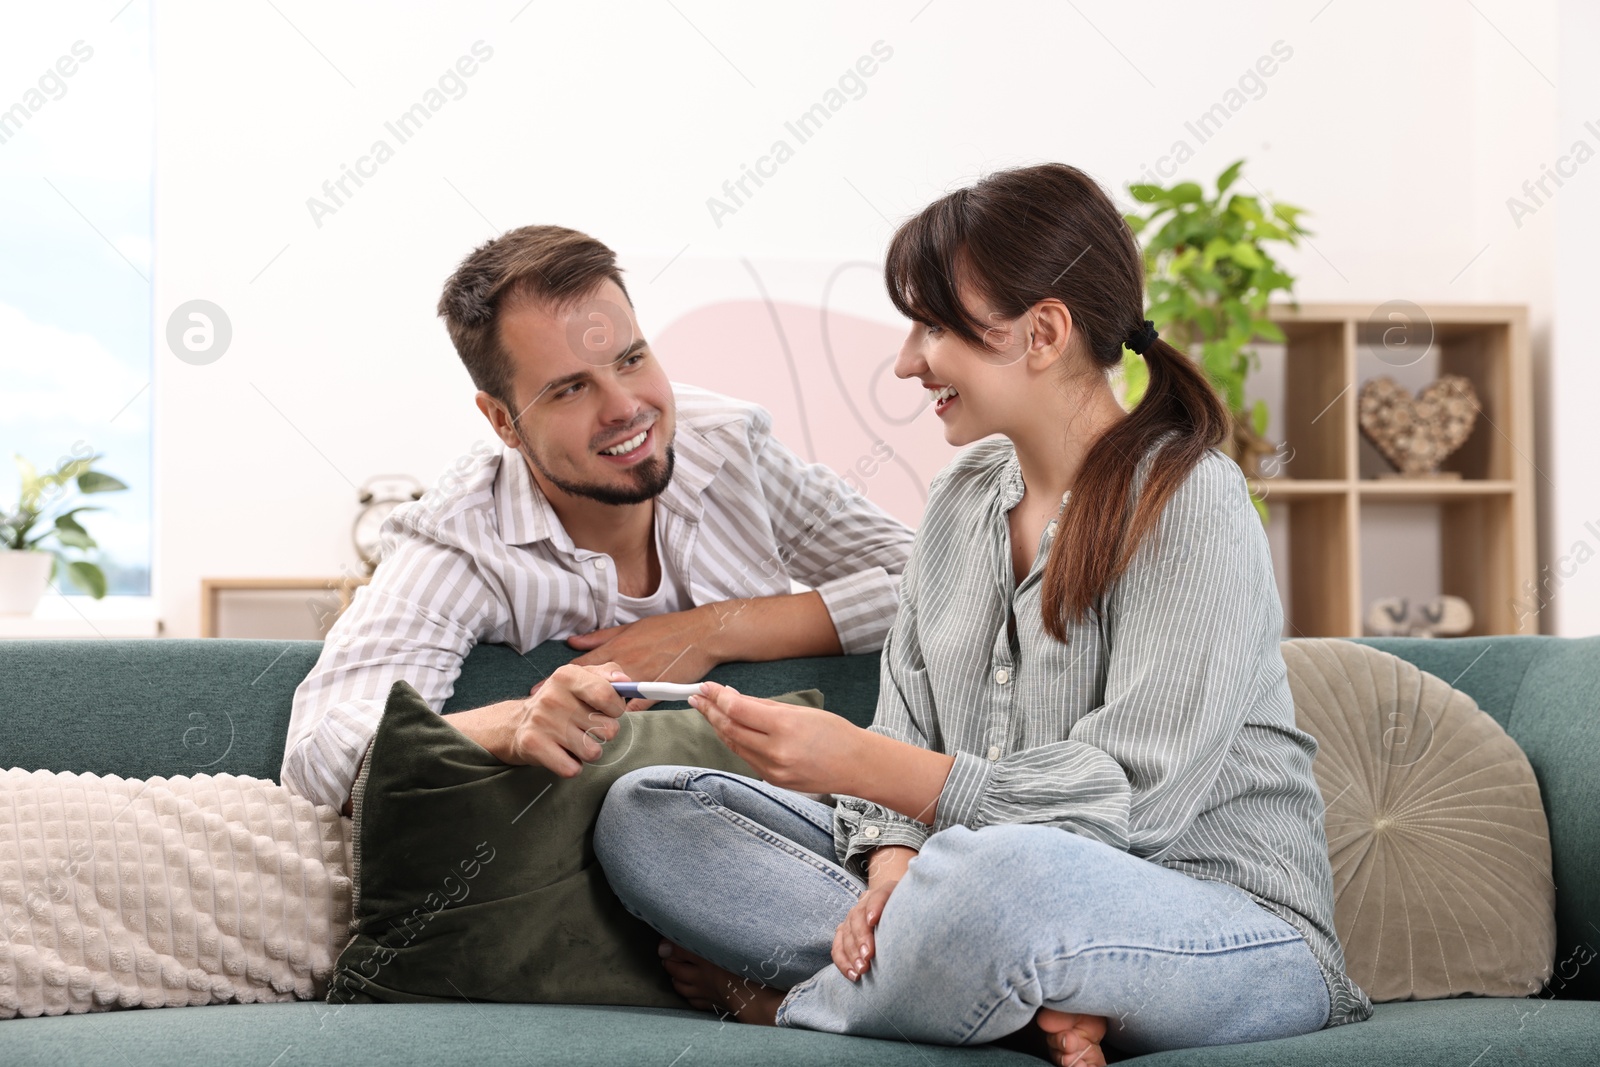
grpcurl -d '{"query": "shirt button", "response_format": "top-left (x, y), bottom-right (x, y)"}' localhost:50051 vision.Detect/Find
top-left (863, 825), bottom-right (881, 839)
top-left (594, 558), bottom-right (609, 570)
top-left (337, 635), bottom-right (352, 648)
top-left (994, 667), bottom-right (1010, 685)
top-left (987, 745), bottom-right (1001, 761)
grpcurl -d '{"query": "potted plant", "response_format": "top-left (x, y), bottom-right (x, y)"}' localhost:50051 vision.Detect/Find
top-left (1121, 158), bottom-right (1312, 516)
top-left (0, 451), bottom-right (129, 614)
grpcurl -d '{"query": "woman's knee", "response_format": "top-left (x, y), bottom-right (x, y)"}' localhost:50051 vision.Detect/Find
top-left (594, 764), bottom-right (694, 864)
top-left (919, 823), bottom-right (1103, 888)
top-left (882, 827), bottom-right (1046, 952)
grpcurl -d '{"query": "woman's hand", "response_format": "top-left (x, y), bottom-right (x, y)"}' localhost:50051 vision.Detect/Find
top-left (832, 845), bottom-right (914, 981)
top-left (688, 681), bottom-right (867, 795)
top-left (834, 881), bottom-right (897, 981)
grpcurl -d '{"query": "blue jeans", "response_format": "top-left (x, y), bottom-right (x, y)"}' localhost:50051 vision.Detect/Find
top-left (594, 766), bottom-right (1330, 1055)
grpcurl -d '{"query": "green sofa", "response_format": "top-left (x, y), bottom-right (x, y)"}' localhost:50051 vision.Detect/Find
top-left (1, 634), bottom-right (1596, 1065)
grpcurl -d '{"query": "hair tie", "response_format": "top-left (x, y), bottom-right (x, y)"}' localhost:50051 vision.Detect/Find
top-left (1125, 319), bottom-right (1159, 355)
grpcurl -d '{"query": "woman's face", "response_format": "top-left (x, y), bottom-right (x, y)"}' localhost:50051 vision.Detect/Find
top-left (893, 280), bottom-right (1037, 447)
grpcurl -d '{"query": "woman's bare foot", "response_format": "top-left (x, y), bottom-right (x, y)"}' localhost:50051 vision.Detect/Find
top-left (657, 939), bottom-right (785, 1027)
top-left (1029, 1007), bottom-right (1109, 1067)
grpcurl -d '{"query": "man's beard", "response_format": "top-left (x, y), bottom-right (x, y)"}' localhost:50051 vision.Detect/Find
top-left (516, 426), bottom-right (676, 506)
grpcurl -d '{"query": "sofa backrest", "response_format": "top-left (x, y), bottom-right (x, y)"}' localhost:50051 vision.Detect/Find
top-left (0, 638), bottom-right (885, 782)
top-left (3, 634), bottom-right (1595, 998)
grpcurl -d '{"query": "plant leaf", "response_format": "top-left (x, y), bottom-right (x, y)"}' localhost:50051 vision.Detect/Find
top-left (77, 471), bottom-right (128, 494)
top-left (54, 514), bottom-right (95, 550)
top-left (1229, 243), bottom-right (1264, 269)
top-left (1254, 319), bottom-right (1286, 343)
top-left (1216, 159), bottom-right (1245, 195)
top-left (1120, 350), bottom-right (1149, 409)
top-left (67, 560), bottom-right (108, 599)
top-left (14, 454), bottom-right (41, 507)
top-left (1201, 237), bottom-right (1232, 270)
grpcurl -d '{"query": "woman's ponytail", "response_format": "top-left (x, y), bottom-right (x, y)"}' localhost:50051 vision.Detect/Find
top-left (1038, 331), bottom-right (1228, 640)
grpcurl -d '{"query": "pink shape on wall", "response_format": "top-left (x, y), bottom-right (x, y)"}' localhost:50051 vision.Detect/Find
top-left (653, 299), bottom-right (965, 529)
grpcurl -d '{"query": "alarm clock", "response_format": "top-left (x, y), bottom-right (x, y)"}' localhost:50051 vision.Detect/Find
top-left (352, 475), bottom-right (424, 574)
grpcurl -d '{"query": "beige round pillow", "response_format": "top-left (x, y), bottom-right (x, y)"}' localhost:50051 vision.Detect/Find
top-left (1281, 638), bottom-right (1555, 1002)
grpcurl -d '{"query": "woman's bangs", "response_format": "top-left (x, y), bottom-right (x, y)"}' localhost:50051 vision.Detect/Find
top-left (884, 199), bottom-right (978, 340)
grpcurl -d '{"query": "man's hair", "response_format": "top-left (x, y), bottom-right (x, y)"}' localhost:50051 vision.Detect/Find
top-left (437, 224), bottom-right (632, 411)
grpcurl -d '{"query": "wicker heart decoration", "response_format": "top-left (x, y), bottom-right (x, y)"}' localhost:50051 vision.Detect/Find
top-left (1358, 375), bottom-right (1479, 476)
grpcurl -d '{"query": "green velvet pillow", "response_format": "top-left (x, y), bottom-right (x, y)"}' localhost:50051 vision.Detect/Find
top-left (327, 679), bottom-right (823, 1008)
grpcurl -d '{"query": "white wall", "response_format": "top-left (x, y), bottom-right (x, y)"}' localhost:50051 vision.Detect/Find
top-left (1550, 0), bottom-right (1600, 635)
top-left (138, 0), bottom-right (1585, 637)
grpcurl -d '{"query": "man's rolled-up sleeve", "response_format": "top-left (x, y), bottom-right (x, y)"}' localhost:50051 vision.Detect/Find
top-left (280, 526), bottom-right (505, 809)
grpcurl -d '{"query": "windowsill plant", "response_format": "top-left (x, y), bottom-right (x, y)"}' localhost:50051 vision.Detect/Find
top-left (0, 452), bottom-right (129, 613)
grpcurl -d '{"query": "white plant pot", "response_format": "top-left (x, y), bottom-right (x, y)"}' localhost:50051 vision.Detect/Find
top-left (0, 551), bottom-right (55, 615)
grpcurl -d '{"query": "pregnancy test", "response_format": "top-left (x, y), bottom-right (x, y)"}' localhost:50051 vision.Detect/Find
top-left (611, 681), bottom-right (708, 701)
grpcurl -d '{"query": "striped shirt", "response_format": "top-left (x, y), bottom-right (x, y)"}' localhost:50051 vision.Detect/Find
top-left (831, 436), bottom-right (1374, 1029)
top-left (281, 382), bottom-right (916, 811)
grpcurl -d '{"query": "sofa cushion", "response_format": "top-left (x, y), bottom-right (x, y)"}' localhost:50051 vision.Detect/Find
top-left (328, 680), bottom-right (821, 1008)
top-left (1128, 997), bottom-right (1600, 1066)
top-left (1355, 634), bottom-right (1600, 1003)
top-left (1, 997), bottom-right (1595, 1067)
top-left (0, 999), bottom-right (1049, 1065)
top-left (1282, 639), bottom-right (1555, 1001)
top-left (0, 769), bottom-right (351, 1019)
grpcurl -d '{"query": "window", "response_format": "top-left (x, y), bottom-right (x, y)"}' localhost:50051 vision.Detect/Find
top-left (1, 7), bottom-right (152, 595)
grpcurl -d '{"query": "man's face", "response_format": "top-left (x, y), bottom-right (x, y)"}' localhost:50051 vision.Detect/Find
top-left (495, 280), bottom-right (676, 506)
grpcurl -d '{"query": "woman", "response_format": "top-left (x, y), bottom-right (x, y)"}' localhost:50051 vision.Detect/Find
top-left (593, 162), bottom-right (1372, 1065)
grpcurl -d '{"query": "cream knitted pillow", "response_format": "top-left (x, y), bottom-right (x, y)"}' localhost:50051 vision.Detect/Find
top-left (1282, 639), bottom-right (1555, 1001)
top-left (0, 770), bottom-right (352, 1018)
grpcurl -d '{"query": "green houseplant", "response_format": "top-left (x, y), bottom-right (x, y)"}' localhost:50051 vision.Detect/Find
top-left (1121, 158), bottom-right (1312, 516)
top-left (0, 451), bottom-right (128, 611)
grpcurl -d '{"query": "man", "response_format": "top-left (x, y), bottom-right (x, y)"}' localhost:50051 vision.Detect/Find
top-left (281, 225), bottom-right (915, 812)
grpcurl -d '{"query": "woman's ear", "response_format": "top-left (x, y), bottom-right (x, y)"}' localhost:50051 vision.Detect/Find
top-left (1027, 299), bottom-right (1074, 369)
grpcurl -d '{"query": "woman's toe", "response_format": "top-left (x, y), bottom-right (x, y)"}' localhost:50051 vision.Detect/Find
top-left (1035, 1012), bottom-right (1106, 1067)
top-left (1073, 1014), bottom-right (1108, 1043)
top-left (1050, 1035), bottom-right (1105, 1067)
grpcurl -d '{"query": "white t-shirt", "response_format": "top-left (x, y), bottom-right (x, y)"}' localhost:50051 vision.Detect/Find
top-left (612, 509), bottom-right (691, 625)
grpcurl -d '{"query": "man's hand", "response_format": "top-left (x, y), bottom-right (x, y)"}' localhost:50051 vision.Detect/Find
top-left (444, 661), bottom-right (631, 776)
top-left (565, 593), bottom-right (846, 709)
top-left (688, 680), bottom-right (868, 795)
top-left (565, 607), bottom-right (724, 709)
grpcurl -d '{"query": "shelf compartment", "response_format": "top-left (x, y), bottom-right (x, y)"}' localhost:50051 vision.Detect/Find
top-left (1358, 494), bottom-right (1527, 637)
top-left (1269, 317), bottom-right (1351, 481)
top-left (1277, 492), bottom-right (1358, 639)
top-left (1441, 494), bottom-right (1525, 635)
top-left (1353, 317), bottom-right (1516, 483)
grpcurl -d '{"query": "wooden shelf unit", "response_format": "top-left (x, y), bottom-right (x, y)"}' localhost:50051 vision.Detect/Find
top-left (1244, 302), bottom-right (1536, 638)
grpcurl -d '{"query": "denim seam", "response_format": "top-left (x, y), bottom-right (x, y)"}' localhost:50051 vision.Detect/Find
top-left (674, 767), bottom-right (838, 837)
top-left (680, 780), bottom-right (866, 899)
top-left (773, 969), bottom-right (824, 1028)
top-left (956, 935), bottom-right (1310, 1043)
